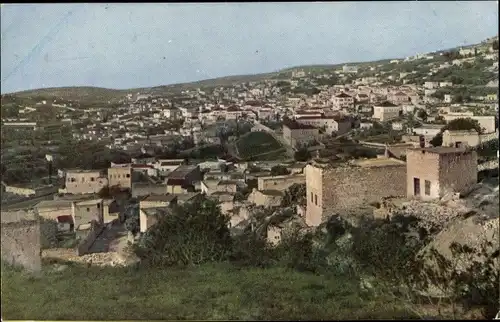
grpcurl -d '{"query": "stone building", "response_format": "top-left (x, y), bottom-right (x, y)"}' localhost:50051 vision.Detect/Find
top-left (165, 165), bottom-right (202, 194)
top-left (442, 129), bottom-right (481, 148)
top-left (62, 169), bottom-right (108, 195)
top-left (406, 147), bottom-right (477, 201)
top-left (372, 101), bottom-right (402, 122)
top-left (387, 91), bottom-right (411, 105)
top-left (257, 174), bottom-right (305, 191)
top-left (282, 120), bottom-right (320, 148)
top-left (296, 115), bottom-right (352, 135)
top-left (107, 165), bottom-right (132, 189)
top-left (305, 158), bottom-right (407, 227)
top-left (332, 92), bottom-right (354, 110)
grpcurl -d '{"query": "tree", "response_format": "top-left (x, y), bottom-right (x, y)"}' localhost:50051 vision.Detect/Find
top-left (417, 109), bottom-right (428, 122)
top-left (430, 117), bottom-right (483, 147)
top-left (125, 207), bottom-right (140, 235)
top-left (445, 118), bottom-right (483, 134)
top-left (135, 197), bottom-right (232, 266)
top-left (430, 133), bottom-right (443, 147)
top-left (270, 165), bottom-right (291, 176)
top-left (294, 147), bottom-right (311, 162)
top-left (281, 183), bottom-right (306, 207)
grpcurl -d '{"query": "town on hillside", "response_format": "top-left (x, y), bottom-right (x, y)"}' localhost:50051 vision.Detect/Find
top-left (1, 33), bottom-right (499, 319)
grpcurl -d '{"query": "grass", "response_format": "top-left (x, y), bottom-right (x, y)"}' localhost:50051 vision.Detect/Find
top-left (1, 261), bottom-right (417, 320)
top-left (236, 132), bottom-right (283, 160)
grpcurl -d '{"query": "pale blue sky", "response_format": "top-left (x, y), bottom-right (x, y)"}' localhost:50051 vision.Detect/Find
top-left (1, 2), bottom-right (498, 93)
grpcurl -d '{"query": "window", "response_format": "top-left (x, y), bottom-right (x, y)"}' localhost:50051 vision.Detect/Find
top-left (90, 177), bottom-right (95, 182)
top-left (310, 192), bottom-right (313, 202)
top-left (96, 203), bottom-right (100, 209)
top-left (70, 178), bottom-right (76, 182)
top-left (424, 180), bottom-right (431, 196)
top-left (314, 194), bottom-right (318, 205)
top-left (126, 173), bottom-right (130, 178)
top-left (86, 207), bottom-right (90, 212)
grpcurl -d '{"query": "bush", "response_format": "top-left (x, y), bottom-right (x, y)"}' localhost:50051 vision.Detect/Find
top-left (40, 218), bottom-right (58, 249)
top-left (135, 197), bottom-right (232, 267)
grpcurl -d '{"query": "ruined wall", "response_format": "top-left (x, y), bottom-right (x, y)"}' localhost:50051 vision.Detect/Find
top-left (257, 174), bottom-right (305, 191)
top-left (321, 165), bottom-right (406, 221)
top-left (439, 150), bottom-right (477, 195)
top-left (76, 222), bottom-right (104, 256)
top-left (1, 210), bottom-right (41, 272)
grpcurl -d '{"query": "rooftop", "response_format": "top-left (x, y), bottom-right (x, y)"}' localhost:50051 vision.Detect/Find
top-left (142, 207), bottom-right (170, 217)
top-left (409, 147), bottom-right (470, 155)
top-left (66, 169), bottom-right (102, 174)
top-left (260, 189), bottom-right (285, 196)
top-left (141, 194), bottom-right (177, 203)
top-left (375, 101), bottom-right (399, 108)
top-left (75, 199), bottom-right (103, 206)
top-left (35, 200), bottom-right (73, 209)
top-left (352, 157), bottom-right (406, 168)
top-left (283, 120), bottom-right (317, 130)
top-left (167, 165), bottom-right (198, 179)
top-left (335, 92), bottom-right (352, 98)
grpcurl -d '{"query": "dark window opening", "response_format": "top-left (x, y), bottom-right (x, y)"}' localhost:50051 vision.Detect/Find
top-left (413, 177), bottom-right (421, 196)
top-left (424, 180), bottom-right (431, 196)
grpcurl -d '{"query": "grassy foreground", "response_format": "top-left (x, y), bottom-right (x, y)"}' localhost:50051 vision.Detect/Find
top-left (1, 261), bottom-right (416, 320)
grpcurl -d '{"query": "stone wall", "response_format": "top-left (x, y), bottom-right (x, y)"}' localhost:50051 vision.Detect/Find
top-left (76, 221), bottom-right (104, 256)
top-left (131, 183), bottom-right (168, 198)
top-left (1, 210), bottom-right (41, 272)
top-left (305, 163), bottom-right (406, 226)
top-left (322, 165), bottom-right (406, 216)
top-left (407, 149), bottom-right (477, 200)
top-left (257, 174), bottom-right (305, 191)
top-left (439, 150), bottom-right (478, 195)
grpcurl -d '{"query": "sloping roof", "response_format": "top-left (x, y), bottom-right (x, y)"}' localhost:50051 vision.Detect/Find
top-left (335, 92), bottom-right (352, 98)
top-left (141, 194), bottom-right (177, 203)
top-left (36, 200), bottom-right (73, 209)
top-left (376, 101), bottom-right (399, 107)
top-left (167, 165), bottom-right (198, 180)
top-left (283, 120), bottom-right (317, 130)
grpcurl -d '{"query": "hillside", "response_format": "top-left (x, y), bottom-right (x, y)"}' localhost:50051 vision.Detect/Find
top-left (1, 261), bottom-right (417, 320)
top-left (1, 35), bottom-right (497, 104)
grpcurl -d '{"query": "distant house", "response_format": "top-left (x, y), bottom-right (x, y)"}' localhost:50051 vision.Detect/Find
top-left (424, 82), bottom-right (440, 89)
top-left (154, 159), bottom-right (184, 177)
top-left (442, 129), bottom-right (480, 148)
top-left (282, 120), bottom-right (320, 148)
top-left (342, 65), bottom-right (358, 73)
top-left (406, 147), bottom-right (477, 201)
top-left (107, 166), bottom-right (132, 189)
top-left (61, 169), bottom-right (108, 195)
top-left (332, 92), bottom-right (354, 110)
top-left (387, 91), bottom-right (411, 105)
top-left (372, 101), bottom-right (402, 122)
top-left (165, 165), bottom-right (202, 194)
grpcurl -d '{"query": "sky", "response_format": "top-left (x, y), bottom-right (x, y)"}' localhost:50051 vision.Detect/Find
top-left (1, 2), bottom-right (498, 94)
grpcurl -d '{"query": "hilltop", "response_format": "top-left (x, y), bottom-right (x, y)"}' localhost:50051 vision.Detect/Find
top-left (1, 35), bottom-right (497, 104)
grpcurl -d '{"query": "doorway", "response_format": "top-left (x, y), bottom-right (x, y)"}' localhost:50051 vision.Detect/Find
top-left (413, 177), bottom-right (420, 196)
